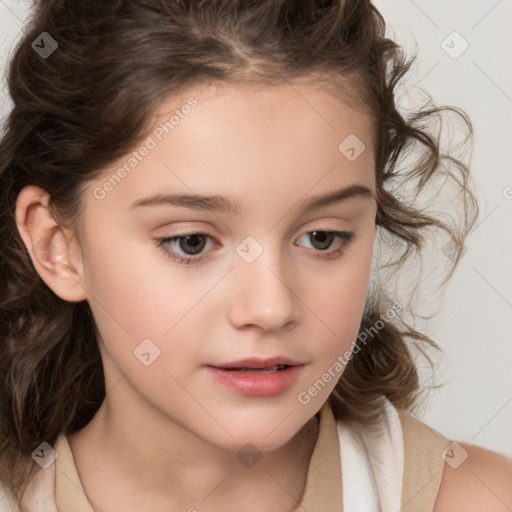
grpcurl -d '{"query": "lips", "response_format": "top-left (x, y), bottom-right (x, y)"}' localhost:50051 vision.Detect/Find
top-left (205, 356), bottom-right (305, 396)
top-left (208, 356), bottom-right (302, 371)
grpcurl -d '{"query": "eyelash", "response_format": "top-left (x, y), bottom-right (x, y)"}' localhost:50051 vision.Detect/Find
top-left (153, 229), bottom-right (355, 266)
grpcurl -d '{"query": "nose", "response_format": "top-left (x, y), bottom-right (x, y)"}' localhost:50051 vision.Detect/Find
top-left (227, 248), bottom-right (300, 333)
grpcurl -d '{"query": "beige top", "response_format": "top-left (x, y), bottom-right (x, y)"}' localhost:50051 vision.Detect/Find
top-left (50, 402), bottom-right (451, 512)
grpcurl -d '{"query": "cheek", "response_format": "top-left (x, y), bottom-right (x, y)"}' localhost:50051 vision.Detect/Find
top-left (81, 225), bottom-right (210, 334)
top-left (302, 230), bottom-right (374, 380)
top-left (311, 230), bottom-right (374, 335)
top-left (80, 238), bottom-right (206, 410)
top-left (80, 226), bottom-right (227, 380)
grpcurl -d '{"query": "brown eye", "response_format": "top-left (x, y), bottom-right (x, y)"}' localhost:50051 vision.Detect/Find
top-left (308, 231), bottom-right (335, 251)
top-left (295, 230), bottom-right (355, 260)
top-left (155, 232), bottom-right (216, 264)
top-left (176, 234), bottom-right (208, 255)
top-left (155, 229), bottom-right (354, 266)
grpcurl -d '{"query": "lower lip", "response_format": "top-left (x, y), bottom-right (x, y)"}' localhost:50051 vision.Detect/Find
top-left (205, 365), bottom-right (304, 397)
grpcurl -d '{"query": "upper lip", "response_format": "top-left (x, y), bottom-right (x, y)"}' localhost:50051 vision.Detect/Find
top-left (207, 357), bottom-right (304, 369)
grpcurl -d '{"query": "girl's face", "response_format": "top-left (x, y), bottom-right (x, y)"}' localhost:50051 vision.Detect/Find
top-left (76, 80), bottom-right (377, 452)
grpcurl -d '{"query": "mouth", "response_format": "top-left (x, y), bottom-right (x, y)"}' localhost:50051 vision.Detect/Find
top-left (212, 364), bottom-right (292, 373)
top-left (207, 356), bottom-right (303, 371)
top-left (204, 357), bottom-right (305, 396)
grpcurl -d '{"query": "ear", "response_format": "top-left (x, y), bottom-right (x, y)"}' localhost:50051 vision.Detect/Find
top-left (15, 185), bottom-right (88, 302)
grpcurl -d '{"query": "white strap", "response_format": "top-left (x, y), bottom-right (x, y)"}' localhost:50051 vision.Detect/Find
top-left (0, 483), bottom-right (17, 512)
top-left (337, 397), bottom-right (404, 512)
top-left (0, 464), bottom-right (58, 512)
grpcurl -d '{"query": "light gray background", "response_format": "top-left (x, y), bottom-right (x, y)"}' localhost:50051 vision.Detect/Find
top-left (371, 0), bottom-right (512, 458)
top-left (1, 0), bottom-right (511, 457)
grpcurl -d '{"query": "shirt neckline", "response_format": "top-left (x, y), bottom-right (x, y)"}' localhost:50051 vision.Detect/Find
top-left (54, 401), bottom-right (342, 511)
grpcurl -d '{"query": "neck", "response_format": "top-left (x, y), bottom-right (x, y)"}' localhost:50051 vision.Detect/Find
top-left (67, 398), bottom-right (320, 512)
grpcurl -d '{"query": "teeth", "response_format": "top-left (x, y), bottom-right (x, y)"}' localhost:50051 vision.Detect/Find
top-left (229, 364), bottom-right (287, 372)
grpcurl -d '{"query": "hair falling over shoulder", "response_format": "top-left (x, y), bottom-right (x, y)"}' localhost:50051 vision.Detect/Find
top-left (0, 0), bottom-right (478, 506)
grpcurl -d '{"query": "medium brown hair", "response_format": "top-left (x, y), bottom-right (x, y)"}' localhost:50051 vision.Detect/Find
top-left (0, 0), bottom-right (478, 506)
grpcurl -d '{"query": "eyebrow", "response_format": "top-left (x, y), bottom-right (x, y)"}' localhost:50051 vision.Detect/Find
top-left (130, 183), bottom-right (374, 215)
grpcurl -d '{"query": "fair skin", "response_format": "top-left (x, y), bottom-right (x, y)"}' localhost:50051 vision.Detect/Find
top-left (15, 80), bottom-right (512, 511)
top-left (434, 442), bottom-right (512, 511)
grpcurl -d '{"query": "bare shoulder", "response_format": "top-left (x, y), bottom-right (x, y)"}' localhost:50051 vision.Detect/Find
top-left (434, 441), bottom-right (512, 511)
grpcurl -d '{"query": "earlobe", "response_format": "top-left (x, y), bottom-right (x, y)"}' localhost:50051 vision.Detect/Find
top-left (15, 185), bottom-right (88, 302)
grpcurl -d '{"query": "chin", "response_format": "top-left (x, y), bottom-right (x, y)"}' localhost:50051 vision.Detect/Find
top-left (202, 409), bottom-right (311, 453)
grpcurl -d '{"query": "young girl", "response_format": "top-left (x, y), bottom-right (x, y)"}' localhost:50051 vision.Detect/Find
top-left (1, 1), bottom-right (511, 511)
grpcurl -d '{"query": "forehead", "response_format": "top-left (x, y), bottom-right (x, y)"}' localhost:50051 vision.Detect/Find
top-left (84, 79), bottom-right (376, 219)
top-left (161, 79), bottom-right (376, 150)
